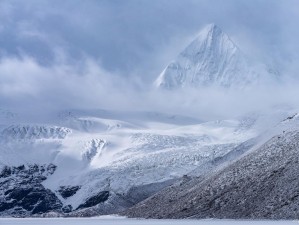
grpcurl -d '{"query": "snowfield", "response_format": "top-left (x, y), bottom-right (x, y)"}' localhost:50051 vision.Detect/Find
top-left (0, 105), bottom-right (295, 217)
top-left (0, 107), bottom-right (263, 216)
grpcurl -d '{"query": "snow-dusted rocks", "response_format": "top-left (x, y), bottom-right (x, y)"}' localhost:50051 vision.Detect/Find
top-left (1, 125), bottom-right (71, 140)
top-left (82, 139), bottom-right (106, 162)
top-left (0, 164), bottom-right (62, 216)
top-left (155, 24), bottom-right (267, 89)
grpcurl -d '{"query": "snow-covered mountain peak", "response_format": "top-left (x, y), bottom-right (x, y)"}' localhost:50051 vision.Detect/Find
top-left (183, 23), bottom-right (238, 57)
top-left (155, 23), bottom-right (267, 89)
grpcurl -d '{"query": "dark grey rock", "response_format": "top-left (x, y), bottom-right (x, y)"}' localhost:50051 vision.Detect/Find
top-left (58, 186), bottom-right (81, 199)
top-left (76, 191), bottom-right (110, 210)
top-left (0, 164), bottom-right (62, 216)
top-left (62, 205), bottom-right (73, 213)
top-left (0, 166), bottom-right (12, 178)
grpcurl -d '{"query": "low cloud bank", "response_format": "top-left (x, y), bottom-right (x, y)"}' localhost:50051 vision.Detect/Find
top-left (1, 55), bottom-right (299, 123)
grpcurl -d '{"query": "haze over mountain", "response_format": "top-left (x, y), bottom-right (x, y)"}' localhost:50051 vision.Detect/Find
top-left (155, 24), bottom-right (273, 89)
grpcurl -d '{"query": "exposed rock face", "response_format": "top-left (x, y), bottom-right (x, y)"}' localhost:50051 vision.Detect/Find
top-left (76, 191), bottom-right (110, 210)
top-left (0, 164), bottom-right (62, 216)
top-left (58, 186), bottom-right (81, 199)
top-left (124, 130), bottom-right (299, 219)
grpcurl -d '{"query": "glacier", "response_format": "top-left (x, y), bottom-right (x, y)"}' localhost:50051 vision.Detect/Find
top-left (0, 107), bottom-right (264, 216)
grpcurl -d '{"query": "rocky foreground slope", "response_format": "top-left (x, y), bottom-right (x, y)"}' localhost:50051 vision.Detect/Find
top-left (124, 129), bottom-right (299, 219)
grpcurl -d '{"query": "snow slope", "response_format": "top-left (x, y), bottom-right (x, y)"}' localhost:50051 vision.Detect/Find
top-left (0, 108), bottom-right (261, 216)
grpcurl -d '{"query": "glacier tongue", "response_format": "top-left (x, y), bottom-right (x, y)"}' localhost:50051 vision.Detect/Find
top-left (155, 24), bottom-right (266, 89)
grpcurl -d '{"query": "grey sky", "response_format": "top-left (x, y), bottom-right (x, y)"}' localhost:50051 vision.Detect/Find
top-left (1, 0), bottom-right (298, 79)
top-left (0, 0), bottom-right (299, 118)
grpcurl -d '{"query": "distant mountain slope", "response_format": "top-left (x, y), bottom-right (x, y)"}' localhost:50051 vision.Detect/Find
top-left (0, 109), bottom-right (258, 217)
top-left (1, 125), bottom-right (71, 139)
top-left (155, 24), bottom-right (268, 89)
top-left (124, 124), bottom-right (299, 219)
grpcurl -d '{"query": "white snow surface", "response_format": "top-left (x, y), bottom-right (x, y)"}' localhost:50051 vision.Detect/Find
top-left (0, 108), bottom-right (292, 210)
top-left (155, 24), bottom-right (270, 89)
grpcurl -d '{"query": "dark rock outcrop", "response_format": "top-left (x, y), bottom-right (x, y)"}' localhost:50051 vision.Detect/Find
top-left (0, 164), bottom-right (62, 216)
top-left (58, 186), bottom-right (81, 199)
top-left (76, 191), bottom-right (110, 210)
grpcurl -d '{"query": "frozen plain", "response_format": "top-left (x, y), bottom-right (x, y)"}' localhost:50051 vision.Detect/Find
top-left (1, 217), bottom-right (299, 225)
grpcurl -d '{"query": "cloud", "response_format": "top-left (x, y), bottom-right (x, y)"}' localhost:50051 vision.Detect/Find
top-left (1, 52), bottom-right (299, 126)
top-left (1, 0), bottom-right (299, 79)
top-left (0, 55), bottom-right (136, 113)
top-left (1, 0), bottom-right (299, 123)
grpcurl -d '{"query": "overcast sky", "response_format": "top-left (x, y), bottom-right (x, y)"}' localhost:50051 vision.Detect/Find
top-left (1, 0), bottom-right (299, 77)
top-left (1, 0), bottom-right (299, 118)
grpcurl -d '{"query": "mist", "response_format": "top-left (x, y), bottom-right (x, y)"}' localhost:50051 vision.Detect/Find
top-left (1, 54), bottom-right (299, 124)
top-left (1, 0), bottom-right (299, 122)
